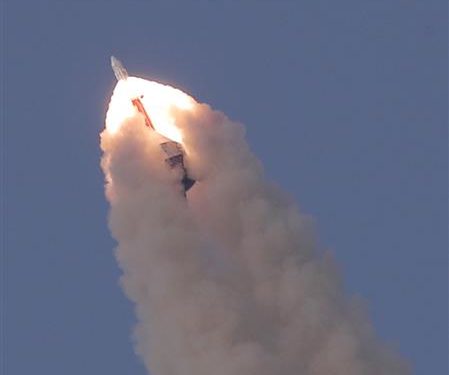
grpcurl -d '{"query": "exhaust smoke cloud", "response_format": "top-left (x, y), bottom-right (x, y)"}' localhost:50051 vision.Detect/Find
top-left (100, 78), bottom-right (410, 375)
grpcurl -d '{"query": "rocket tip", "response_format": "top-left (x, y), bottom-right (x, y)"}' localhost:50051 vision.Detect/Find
top-left (110, 56), bottom-right (128, 81)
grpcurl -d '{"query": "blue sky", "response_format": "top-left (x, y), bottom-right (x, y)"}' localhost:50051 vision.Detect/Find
top-left (4, 1), bottom-right (447, 374)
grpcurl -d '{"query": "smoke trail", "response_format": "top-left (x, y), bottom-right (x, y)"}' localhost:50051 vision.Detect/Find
top-left (101, 82), bottom-right (410, 375)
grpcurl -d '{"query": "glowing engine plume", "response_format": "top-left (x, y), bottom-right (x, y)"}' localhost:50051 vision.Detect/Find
top-left (105, 77), bottom-right (194, 142)
top-left (101, 69), bottom-right (410, 375)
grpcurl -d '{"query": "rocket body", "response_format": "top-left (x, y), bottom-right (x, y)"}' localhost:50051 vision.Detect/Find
top-left (109, 56), bottom-right (195, 194)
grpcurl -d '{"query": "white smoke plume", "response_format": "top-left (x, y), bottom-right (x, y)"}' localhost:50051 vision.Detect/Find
top-left (100, 79), bottom-right (410, 375)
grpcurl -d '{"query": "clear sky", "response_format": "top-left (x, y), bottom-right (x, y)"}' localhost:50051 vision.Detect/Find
top-left (4, 1), bottom-right (447, 374)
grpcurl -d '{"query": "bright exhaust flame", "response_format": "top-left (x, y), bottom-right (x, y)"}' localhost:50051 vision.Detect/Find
top-left (105, 77), bottom-right (195, 142)
top-left (101, 72), bottom-right (411, 375)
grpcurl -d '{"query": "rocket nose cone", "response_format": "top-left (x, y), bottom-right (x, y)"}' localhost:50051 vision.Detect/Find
top-left (110, 56), bottom-right (128, 81)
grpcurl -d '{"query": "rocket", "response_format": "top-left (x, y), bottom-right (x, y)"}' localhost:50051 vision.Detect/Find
top-left (111, 56), bottom-right (129, 81)
top-left (110, 56), bottom-right (195, 193)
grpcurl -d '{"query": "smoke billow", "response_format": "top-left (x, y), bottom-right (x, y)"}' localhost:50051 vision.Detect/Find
top-left (100, 81), bottom-right (410, 375)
